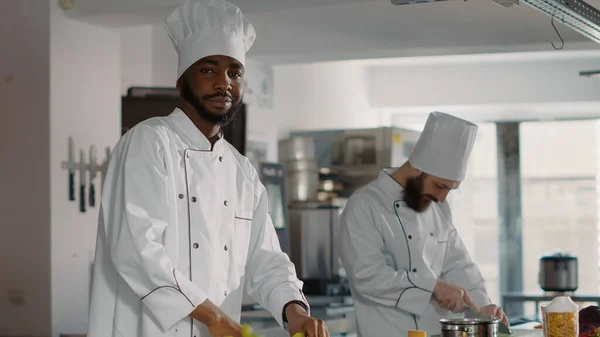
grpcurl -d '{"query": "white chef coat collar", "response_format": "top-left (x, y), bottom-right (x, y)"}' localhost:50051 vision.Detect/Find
top-left (169, 108), bottom-right (225, 152)
top-left (376, 168), bottom-right (406, 201)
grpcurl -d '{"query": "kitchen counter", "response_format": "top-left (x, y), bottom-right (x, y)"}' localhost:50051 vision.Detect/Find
top-left (241, 296), bottom-right (356, 337)
top-left (242, 297), bottom-right (548, 337)
top-left (509, 322), bottom-right (544, 336)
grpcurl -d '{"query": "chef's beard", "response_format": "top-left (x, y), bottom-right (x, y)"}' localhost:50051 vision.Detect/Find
top-left (180, 77), bottom-right (243, 127)
top-left (403, 173), bottom-right (438, 213)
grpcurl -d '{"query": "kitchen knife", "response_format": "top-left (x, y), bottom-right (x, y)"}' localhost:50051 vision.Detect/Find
top-left (89, 145), bottom-right (97, 207)
top-left (68, 137), bottom-right (75, 201)
top-left (79, 149), bottom-right (86, 213)
top-left (464, 305), bottom-right (512, 334)
top-left (100, 147), bottom-right (111, 194)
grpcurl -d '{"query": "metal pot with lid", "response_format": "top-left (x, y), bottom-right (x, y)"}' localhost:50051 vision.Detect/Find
top-left (439, 317), bottom-right (500, 337)
top-left (539, 252), bottom-right (578, 292)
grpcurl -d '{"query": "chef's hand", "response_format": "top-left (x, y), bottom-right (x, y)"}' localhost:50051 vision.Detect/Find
top-left (285, 303), bottom-right (330, 337)
top-left (207, 318), bottom-right (243, 337)
top-left (433, 279), bottom-right (476, 313)
top-left (190, 300), bottom-right (243, 337)
top-left (480, 304), bottom-right (510, 327)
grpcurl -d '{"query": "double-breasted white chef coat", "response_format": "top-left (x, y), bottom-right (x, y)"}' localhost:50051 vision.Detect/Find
top-left (336, 169), bottom-right (491, 337)
top-left (87, 108), bottom-right (308, 337)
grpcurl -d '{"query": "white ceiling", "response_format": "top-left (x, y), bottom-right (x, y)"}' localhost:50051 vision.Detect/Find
top-left (66, 0), bottom-right (600, 64)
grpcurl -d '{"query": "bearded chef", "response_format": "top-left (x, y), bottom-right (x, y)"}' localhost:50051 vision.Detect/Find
top-left (336, 111), bottom-right (509, 336)
top-left (87, 1), bottom-right (329, 337)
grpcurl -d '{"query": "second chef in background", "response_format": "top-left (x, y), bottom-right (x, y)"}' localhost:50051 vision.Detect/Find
top-left (337, 111), bottom-right (509, 336)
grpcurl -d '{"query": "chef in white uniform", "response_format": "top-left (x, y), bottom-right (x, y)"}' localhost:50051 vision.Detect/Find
top-left (337, 111), bottom-right (509, 336)
top-left (87, 1), bottom-right (329, 337)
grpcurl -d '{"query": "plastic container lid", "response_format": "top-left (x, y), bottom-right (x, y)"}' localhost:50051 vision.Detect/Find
top-left (542, 296), bottom-right (579, 313)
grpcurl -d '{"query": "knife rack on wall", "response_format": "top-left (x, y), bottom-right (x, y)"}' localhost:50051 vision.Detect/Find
top-left (60, 136), bottom-right (111, 213)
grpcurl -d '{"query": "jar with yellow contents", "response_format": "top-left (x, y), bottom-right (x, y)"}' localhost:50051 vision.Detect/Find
top-left (541, 296), bottom-right (579, 337)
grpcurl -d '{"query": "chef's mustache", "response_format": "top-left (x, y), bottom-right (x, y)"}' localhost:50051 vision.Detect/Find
top-left (203, 92), bottom-right (235, 100)
top-left (423, 194), bottom-right (438, 203)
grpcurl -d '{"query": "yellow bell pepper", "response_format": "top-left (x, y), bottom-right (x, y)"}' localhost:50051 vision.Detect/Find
top-left (223, 324), bottom-right (263, 337)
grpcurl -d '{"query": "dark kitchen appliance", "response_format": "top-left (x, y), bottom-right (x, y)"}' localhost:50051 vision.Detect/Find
top-left (538, 252), bottom-right (578, 292)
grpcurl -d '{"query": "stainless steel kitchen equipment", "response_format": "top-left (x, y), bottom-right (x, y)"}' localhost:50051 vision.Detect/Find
top-left (317, 167), bottom-right (344, 202)
top-left (289, 127), bottom-right (421, 197)
top-left (464, 305), bottom-right (512, 334)
top-left (288, 203), bottom-right (347, 295)
top-left (538, 252), bottom-right (578, 292)
top-left (439, 317), bottom-right (500, 337)
top-left (283, 159), bottom-right (320, 203)
top-left (278, 136), bottom-right (320, 203)
top-left (278, 136), bottom-right (316, 162)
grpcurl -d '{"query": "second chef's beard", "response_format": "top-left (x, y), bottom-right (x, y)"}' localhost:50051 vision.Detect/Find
top-left (403, 173), bottom-right (438, 213)
top-left (180, 76), bottom-right (243, 127)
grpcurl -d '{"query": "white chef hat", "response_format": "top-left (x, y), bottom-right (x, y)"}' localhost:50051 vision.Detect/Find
top-left (165, 0), bottom-right (256, 80)
top-left (408, 111), bottom-right (478, 182)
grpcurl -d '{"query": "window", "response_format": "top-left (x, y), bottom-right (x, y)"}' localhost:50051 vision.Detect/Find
top-left (391, 115), bottom-right (600, 315)
top-left (520, 120), bottom-right (600, 316)
top-left (451, 123), bottom-right (500, 304)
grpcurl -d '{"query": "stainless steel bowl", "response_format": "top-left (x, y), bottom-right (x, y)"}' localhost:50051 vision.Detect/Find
top-left (440, 317), bottom-right (500, 337)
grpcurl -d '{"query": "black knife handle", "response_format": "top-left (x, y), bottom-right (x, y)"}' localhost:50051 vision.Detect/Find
top-left (69, 173), bottom-right (75, 201)
top-left (89, 184), bottom-right (95, 207)
top-left (80, 185), bottom-right (86, 213)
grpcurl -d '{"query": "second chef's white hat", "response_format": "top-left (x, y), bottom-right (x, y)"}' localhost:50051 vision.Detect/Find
top-left (165, 0), bottom-right (256, 80)
top-left (408, 111), bottom-right (478, 182)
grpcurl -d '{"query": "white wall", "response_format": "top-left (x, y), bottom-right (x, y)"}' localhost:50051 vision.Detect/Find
top-left (272, 52), bottom-right (600, 138)
top-left (0, 2), bottom-right (119, 336)
top-left (273, 61), bottom-right (378, 140)
top-left (150, 24), bottom-right (178, 89)
top-left (120, 25), bottom-right (153, 95)
top-left (0, 1), bottom-right (51, 336)
top-left (274, 51), bottom-right (600, 143)
top-left (50, 2), bottom-right (122, 336)
top-left (243, 58), bottom-right (278, 161)
top-left (367, 53), bottom-right (600, 108)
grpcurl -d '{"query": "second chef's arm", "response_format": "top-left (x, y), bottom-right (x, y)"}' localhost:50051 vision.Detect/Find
top-left (439, 227), bottom-right (491, 308)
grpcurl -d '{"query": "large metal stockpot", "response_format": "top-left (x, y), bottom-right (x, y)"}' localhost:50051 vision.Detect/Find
top-left (439, 317), bottom-right (500, 337)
